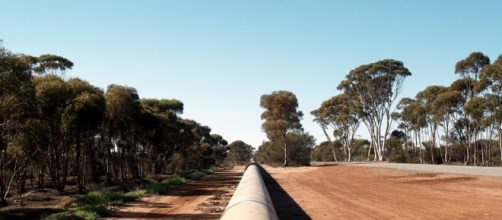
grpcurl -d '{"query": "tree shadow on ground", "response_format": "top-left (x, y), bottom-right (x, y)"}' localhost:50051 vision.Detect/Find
top-left (112, 210), bottom-right (220, 219)
top-left (0, 208), bottom-right (64, 220)
top-left (257, 165), bottom-right (311, 220)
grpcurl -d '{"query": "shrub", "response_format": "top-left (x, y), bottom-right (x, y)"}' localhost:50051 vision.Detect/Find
top-left (183, 171), bottom-right (207, 180)
top-left (161, 174), bottom-right (186, 185)
top-left (124, 189), bottom-right (148, 199)
top-left (140, 177), bottom-right (169, 194)
top-left (143, 182), bottom-right (168, 195)
top-left (207, 166), bottom-right (222, 173)
top-left (76, 190), bottom-right (136, 206)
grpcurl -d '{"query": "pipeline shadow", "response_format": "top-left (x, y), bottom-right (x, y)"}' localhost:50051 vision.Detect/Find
top-left (257, 165), bottom-right (311, 220)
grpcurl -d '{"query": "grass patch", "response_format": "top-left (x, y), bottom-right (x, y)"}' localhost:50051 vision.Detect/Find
top-left (44, 206), bottom-right (112, 220)
top-left (43, 170), bottom-right (213, 220)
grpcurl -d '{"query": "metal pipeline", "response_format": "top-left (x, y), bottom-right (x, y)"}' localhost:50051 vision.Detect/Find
top-left (220, 163), bottom-right (278, 220)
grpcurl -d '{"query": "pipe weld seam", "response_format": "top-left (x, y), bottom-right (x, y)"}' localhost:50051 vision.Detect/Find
top-left (224, 197), bottom-right (276, 214)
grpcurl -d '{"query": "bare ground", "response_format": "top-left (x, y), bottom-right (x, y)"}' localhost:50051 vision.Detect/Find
top-left (103, 166), bottom-right (243, 220)
top-left (263, 164), bottom-right (502, 220)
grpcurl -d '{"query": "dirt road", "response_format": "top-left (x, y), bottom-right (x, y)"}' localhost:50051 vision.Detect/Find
top-left (104, 167), bottom-right (243, 220)
top-left (264, 164), bottom-right (502, 220)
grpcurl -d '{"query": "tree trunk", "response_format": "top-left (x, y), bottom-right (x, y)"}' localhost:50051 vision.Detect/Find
top-left (474, 134), bottom-right (478, 166)
top-left (283, 141), bottom-right (288, 167)
top-left (76, 134), bottom-right (84, 194)
top-left (347, 147), bottom-right (352, 162)
top-left (367, 142), bottom-right (372, 161)
top-left (499, 130), bottom-right (502, 164)
top-left (444, 121), bottom-right (449, 164)
top-left (321, 126), bottom-right (337, 162)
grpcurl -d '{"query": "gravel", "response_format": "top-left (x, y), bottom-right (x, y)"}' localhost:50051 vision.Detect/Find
top-left (312, 162), bottom-right (502, 177)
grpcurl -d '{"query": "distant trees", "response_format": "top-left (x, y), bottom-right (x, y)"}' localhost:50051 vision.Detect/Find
top-left (312, 94), bottom-right (360, 162)
top-left (394, 52), bottom-right (501, 166)
top-left (258, 91), bottom-right (313, 166)
top-left (310, 139), bottom-right (370, 162)
top-left (0, 42), bottom-right (228, 201)
top-left (314, 59), bottom-right (411, 162)
top-left (260, 91), bottom-right (304, 166)
top-left (226, 140), bottom-right (254, 165)
top-left (311, 53), bottom-right (502, 166)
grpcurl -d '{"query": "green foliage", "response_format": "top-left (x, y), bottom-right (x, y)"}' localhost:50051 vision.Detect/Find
top-left (31, 54), bottom-right (74, 75)
top-left (311, 139), bottom-right (370, 162)
top-left (256, 131), bottom-right (314, 166)
top-left (336, 59), bottom-right (411, 161)
top-left (260, 91), bottom-right (304, 166)
top-left (207, 165), bottom-right (223, 173)
top-left (45, 206), bottom-right (112, 220)
top-left (141, 178), bottom-right (169, 195)
top-left (76, 190), bottom-right (137, 206)
top-left (0, 41), bottom-right (229, 209)
top-left (310, 141), bottom-right (337, 162)
top-left (183, 171), bottom-right (207, 180)
top-left (161, 174), bottom-right (186, 185)
top-left (226, 140), bottom-right (254, 165)
top-left (312, 94), bottom-right (360, 161)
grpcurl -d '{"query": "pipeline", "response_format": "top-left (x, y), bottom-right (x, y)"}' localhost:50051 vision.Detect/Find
top-left (220, 163), bottom-right (278, 220)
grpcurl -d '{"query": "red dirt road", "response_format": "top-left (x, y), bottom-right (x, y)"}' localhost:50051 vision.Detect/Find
top-left (264, 165), bottom-right (502, 220)
top-left (104, 167), bottom-right (243, 220)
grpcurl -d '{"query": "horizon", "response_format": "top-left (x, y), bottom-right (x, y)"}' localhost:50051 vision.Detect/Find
top-left (2, 0), bottom-right (502, 147)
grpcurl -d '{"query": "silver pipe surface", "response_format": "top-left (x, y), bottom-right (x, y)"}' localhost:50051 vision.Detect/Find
top-left (221, 163), bottom-right (278, 220)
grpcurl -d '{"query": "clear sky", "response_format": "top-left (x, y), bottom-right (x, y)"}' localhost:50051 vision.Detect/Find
top-left (1, 0), bottom-right (501, 148)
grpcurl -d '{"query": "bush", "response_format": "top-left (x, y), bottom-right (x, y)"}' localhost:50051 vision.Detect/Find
top-left (183, 171), bottom-right (207, 180)
top-left (143, 182), bottom-right (168, 195)
top-left (161, 174), bottom-right (186, 185)
top-left (124, 189), bottom-right (148, 199)
top-left (207, 165), bottom-right (224, 173)
top-left (76, 190), bottom-right (137, 207)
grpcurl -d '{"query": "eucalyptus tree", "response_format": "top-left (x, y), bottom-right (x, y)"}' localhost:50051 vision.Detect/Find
top-left (312, 94), bottom-right (359, 161)
top-left (337, 59), bottom-right (411, 161)
top-left (433, 88), bottom-right (464, 163)
top-left (463, 96), bottom-right (487, 165)
top-left (104, 85), bottom-right (142, 181)
top-left (416, 86), bottom-right (447, 163)
top-left (139, 98), bottom-right (183, 174)
top-left (0, 44), bottom-right (40, 200)
top-left (32, 75), bottom-right (72, 191)
top-left (395, 97), bottom-right (427, 163)
top-left (227, 140), bottom-right (254, 165)
top-left (63, 78), bottom-right (105, 192)
top-left (260, 91), bottom-right (303, 166)
top-left (210, 134), bottom-right (228, 165)
top-left (477, 55), bottom-right (502, 163)
top-left (311, 109), bottom-right (337, 162)
top-left (30, 54), bottom-right (74, 75)
top-left (454, 52), bottom-right (490, 164)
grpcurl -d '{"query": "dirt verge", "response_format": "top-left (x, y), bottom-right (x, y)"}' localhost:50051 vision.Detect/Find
top-left (264, 164), bottom-right (502, 220)
top-left (104, 166), bottom-right (243, 220)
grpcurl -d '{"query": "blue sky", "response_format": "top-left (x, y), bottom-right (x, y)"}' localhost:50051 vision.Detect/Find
top-left (1, 0), bottom-right (501, 147)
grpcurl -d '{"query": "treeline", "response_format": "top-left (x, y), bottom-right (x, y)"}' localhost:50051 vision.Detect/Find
top-left (311, 52), bottom-right (502, 166)
top-left (0, 42), bottom-right (243, 202)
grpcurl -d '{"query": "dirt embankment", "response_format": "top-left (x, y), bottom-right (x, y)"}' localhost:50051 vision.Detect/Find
top-left (104, 166), bottom-right (243, 220)
top-left (264, 165), bottom-right (502, 220)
